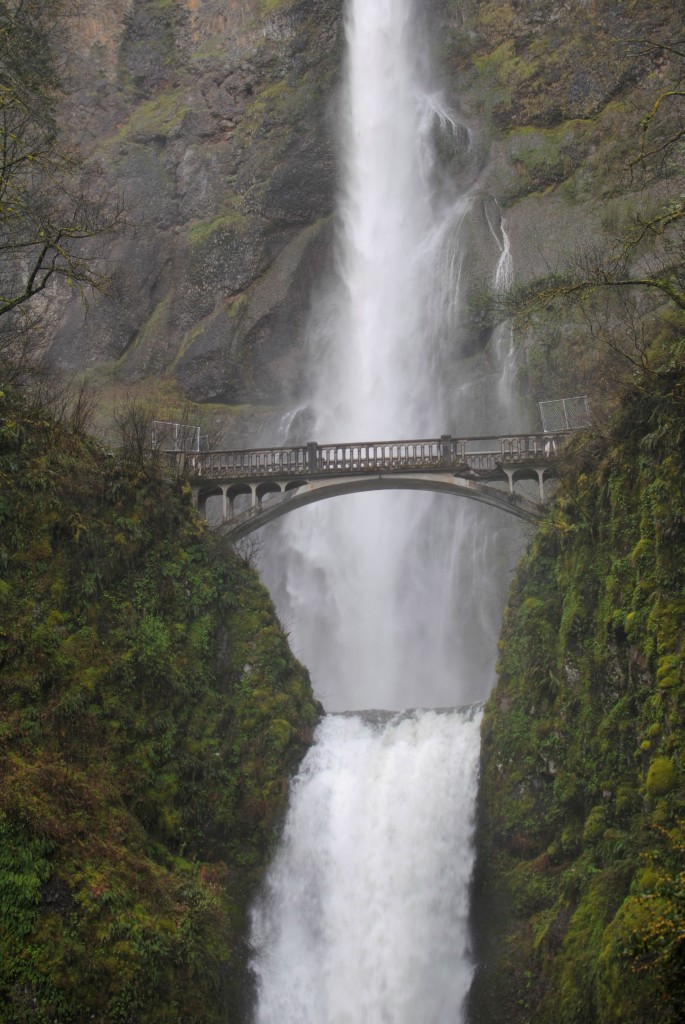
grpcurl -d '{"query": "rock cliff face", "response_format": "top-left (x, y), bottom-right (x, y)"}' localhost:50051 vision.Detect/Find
top-left (42, 0), bottom-right (682, 437)
top-left (438, 0), bottom-right (684, 398)
top-left (45, 0), bottom-right (340, 433)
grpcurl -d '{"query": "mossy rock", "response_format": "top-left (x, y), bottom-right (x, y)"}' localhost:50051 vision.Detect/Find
top-left (583, 805), bottom-right (608, 846)
top-left (0, 383), bottom-right (319, 1022)
top-left (471, 363), bottom-right (685, 1024)
top-left (646, 757), bottom-right (678, 798)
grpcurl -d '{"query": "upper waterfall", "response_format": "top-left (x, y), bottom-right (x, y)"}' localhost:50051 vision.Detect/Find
top-left (260, 0), bottom-right (522, 712)
top-left (314, 0), bottom-right (450, 439)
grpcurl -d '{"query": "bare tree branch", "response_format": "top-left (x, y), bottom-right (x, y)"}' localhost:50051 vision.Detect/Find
top-left (0, 0), bottom-right (125, 376)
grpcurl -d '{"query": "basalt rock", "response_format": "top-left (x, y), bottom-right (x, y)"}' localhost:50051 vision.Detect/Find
top-left (44, 0), bottom-right (341, 413)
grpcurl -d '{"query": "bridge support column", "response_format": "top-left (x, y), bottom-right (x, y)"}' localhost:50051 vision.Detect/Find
top-left (536, 469), bottom-right (546, 502)
top-left (503, 469), bottom-right (515, 495)
top-left (220, 485), bottom-right (229, 522)
top-left (191, 487), bottom-right (199, 510)
top-left (251, 485), bottom-right (259, 509)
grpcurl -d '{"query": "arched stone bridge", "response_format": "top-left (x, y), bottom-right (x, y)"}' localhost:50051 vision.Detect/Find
top-left (180, 432), bottom-right (569, 541)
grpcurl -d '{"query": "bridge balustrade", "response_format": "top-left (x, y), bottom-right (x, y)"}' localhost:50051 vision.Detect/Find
top-left (199, 447), bottom-right (308, 477)
top-left (185, 431), bottom-right (569, 482)
top-left (313, 441), bottom-right (445, 472)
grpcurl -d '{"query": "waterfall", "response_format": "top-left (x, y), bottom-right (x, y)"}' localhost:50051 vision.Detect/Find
top-left (260, 0), bottom-right (511, 712)
top-left (251, 709), bottom-right (482, 1024)
top-left (251, 0), bottom-right (521, 1017)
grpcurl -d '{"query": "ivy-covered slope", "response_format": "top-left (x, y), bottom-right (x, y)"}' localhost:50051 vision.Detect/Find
top-left (0, 385), bottom-right (319, 1022)
top-left (470, 361), bottom-right (685, 1024)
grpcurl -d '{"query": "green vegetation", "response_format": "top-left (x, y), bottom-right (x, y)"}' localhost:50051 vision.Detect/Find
top-left (0, 383), bottom-right (319, 1022)
top-left (455, 0), bottom-right (670, 130)
top-left (467, 7), bottom-right (685, 1014)
top-left (187, 212), bottom-right (248, 248)
top-left (471, 361), bottom-right (685, 1024)
top-left (260, 0), bottom-right (296, 15)
top-left (503, 121), bottom-right (595, 199)
top-left (117, 88), bottom-right (190, 142)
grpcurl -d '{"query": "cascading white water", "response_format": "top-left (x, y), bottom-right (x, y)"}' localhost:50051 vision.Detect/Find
top-left (251, 0), bottom-right (521, 1018)
top-left (251, 709), bottom-right (482, 1024)
top-left (260, 0), bottom-right (506, 712)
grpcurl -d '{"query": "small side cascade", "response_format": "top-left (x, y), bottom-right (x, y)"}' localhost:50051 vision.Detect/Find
top-left (492, 205), bottom-right (514, 294)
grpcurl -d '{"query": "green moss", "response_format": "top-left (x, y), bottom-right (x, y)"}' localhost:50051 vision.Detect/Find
top-left (472, 363), bottom-right (685, 1024)
top-left (505, 121), bottom-right (595, 196)
top-left (117, 291), bottom-right (173, 367)
top-left (260, 0), bottom-right (296, 17)
top-left (474, 0), bottom-right (516, 37)
top-left (583, 805), bottom-right (608, 845)
top-left (646, 757), bottom-right (678, 798)
top-left (657, 654), bottom-right (683, 690)
top-left (187, 211), bottom-right (248, 247)
top-left (0, 383), bottom-right (319, 1021)
top-left (118, 87), bottom-right (189, 141)
top-left (474, 40), bottom-right (535, 90)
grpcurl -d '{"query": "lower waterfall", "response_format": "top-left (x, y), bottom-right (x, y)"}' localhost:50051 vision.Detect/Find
top-left (250, 709), bottom-right (482, 1023)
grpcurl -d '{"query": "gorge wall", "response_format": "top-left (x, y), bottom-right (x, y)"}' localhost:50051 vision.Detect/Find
top-left (42, 0), bottom-right (682, 439)
top-left (470, 361), bottom-right (685, 1024)
top-left (46, 0), bottom-right (342, 436)
top-left (0, 382), bottom-right (320, 1021)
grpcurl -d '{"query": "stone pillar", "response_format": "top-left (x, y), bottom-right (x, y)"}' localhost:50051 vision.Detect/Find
top-left (307, 442), bottom-right (319, 474)
top-left (221, 485), bottom-right (229, 522)
top-left (441, 434), bottom-right (452, 465)
top-left (536, 469), bottom-right (546, 502)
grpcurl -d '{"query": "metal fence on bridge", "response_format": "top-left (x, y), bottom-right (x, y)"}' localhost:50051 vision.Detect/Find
top-left (151, 420), bottom-right (208, 453)
top-left (539, 396), bottom-right (590, 433)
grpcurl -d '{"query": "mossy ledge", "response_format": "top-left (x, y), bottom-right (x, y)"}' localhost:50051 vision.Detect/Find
top-left (470, 361), bottom-right (685, 1024)
top-left (0, 385), bottom-right (319, 1022)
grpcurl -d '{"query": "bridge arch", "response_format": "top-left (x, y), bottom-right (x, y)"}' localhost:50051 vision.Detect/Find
top-left (202, 472), bottom-right (544, 543)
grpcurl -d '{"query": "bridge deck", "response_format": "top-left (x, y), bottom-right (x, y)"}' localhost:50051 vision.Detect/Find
top-left (180, 431), bottom-right (569, 483)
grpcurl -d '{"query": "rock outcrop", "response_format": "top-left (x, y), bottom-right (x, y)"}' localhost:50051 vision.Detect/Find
top-left (45, 0), bottom-right (341, 424)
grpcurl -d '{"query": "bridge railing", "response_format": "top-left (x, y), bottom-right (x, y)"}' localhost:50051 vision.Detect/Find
top-left (196, 447), bottom-right (309, 477)
top-left (314, 440), bottom-right (447, 471)
top-left (181, 432), bottom-right (570, 480)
